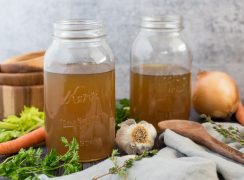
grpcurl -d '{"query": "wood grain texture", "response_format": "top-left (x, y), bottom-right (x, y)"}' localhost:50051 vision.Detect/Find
top-left (1, 51), bottom-right (45, 64)
top-left (0, 72), bottom-right (43, 86)
top-left (0, 56), bottom-right (43, 73)
top-left (0, 85), bottom-right (43, 117)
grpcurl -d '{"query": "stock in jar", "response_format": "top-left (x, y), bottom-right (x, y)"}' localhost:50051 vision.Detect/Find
top-left (130, 16), bottom-right (192, 131)
top-left (44, 20), bottom-right (115, 162)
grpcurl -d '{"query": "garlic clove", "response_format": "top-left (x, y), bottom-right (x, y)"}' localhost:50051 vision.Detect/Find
top-left (116, 119), bottom-right (157, 155)
top-left (118, 118), bottom-right (136, 127)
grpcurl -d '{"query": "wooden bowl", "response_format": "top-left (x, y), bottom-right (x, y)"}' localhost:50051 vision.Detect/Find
top-left (0, 56), bottom-right (43, 73)
top-left (0, 72), bottom-right (43, 86)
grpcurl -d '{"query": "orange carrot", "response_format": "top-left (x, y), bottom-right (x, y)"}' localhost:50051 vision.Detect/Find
top-left (235, 102), bottom-right (244, 125)
top-left (0, 127), bottom-right (45, 155)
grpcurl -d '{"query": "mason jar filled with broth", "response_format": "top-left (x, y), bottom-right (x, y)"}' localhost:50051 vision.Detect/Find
top-left (44, 20), bottom-right (115, 162)
top-left (130, 16), bottom-right (192, 131)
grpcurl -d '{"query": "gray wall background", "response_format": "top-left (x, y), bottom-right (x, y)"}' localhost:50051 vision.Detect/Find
top-left (0, 0), bottom-right (244, 98)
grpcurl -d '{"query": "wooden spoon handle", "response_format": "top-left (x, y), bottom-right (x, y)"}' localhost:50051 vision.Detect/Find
top-left (199, 134), bottom-right (244, 164)
top-left (206, 137), bottom-right (244, 164)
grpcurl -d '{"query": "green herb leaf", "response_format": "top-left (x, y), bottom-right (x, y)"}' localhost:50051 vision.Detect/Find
top-left (0, 130), bottom-right (22, 142)
top-left (0, 137), bottom-right (81, 179)
top-left (93, 149), bottom-right (158, 180)
top-left (0, 107), bottom-right (45, 143)
top-left (116, 99), bottom-right (130, 130)
top-left (201, 114), bottom-right (244, 145)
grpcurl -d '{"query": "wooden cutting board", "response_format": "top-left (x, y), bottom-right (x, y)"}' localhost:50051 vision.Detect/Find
top-left (0, 85), bottom-right (44, 117)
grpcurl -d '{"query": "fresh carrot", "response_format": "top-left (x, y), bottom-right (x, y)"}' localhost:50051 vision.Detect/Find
top-left (235, 102), bottom-right (244, 126)
top-left (0, 127), bottom-right (45, 155)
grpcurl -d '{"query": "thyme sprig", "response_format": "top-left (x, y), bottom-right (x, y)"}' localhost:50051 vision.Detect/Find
top-left (93, 149), bottom-right (158, 180)
top-left (200, 114), bottom-right (244, 145)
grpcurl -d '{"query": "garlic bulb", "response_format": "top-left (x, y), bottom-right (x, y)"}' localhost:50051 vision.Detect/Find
top-left (115, 119), bottom-right (157, 155)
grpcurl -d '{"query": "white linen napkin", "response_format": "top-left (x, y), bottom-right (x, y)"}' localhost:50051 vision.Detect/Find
top-left (39, 122), bottom-right (244, 180)
top-left (162, 128), bottom-right (244, 180)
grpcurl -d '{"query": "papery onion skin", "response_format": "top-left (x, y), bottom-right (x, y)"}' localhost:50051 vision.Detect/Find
top-left (236, 102), bottom-right (244, 125)
top-left (192, 71), bottom-right (240, 118)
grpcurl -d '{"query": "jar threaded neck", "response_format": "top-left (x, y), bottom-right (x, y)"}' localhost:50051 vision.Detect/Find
top-left (141, 15), bottom-right (183, 31)
top-left (54, 19), bottom-right (105, 39)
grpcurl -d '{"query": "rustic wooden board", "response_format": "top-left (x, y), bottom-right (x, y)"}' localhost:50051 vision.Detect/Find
top-left (0, 85), bottom-right (43, 117)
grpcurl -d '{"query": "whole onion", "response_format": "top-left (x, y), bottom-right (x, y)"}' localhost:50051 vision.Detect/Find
top-left (192, 71), bottom-right (240, 118)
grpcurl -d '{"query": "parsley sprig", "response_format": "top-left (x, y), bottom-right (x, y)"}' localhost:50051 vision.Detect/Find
top-left (0, 137), bottom-right (81, 179)
top-left (116, 99), bottom-right (130, 131)
top-left (200, 114), bottom-right (244, 145)
top-left (93, 149), bottom-right (158, 180)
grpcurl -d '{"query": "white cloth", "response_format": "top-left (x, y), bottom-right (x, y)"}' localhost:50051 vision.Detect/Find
top-left (39, 122), bottom-right (244, 180)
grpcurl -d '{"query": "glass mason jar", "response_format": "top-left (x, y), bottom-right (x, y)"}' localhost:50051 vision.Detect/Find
top-left (130, 16), bottom-right (192, 131)
top-left (44, 20), bottom-right (115, 162)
